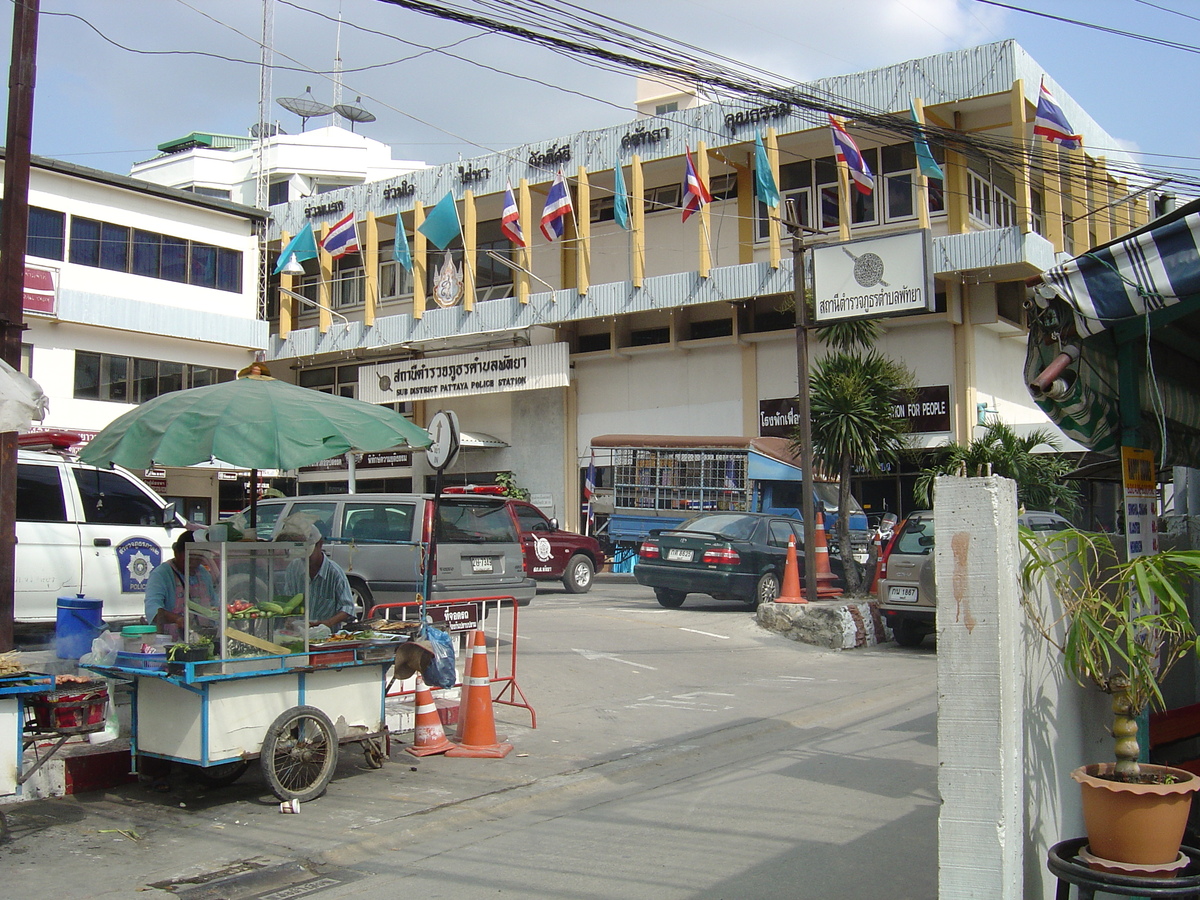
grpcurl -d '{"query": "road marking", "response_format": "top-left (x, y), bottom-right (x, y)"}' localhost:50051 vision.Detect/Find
top-left (679, 627), bottom-right (730, 640)
top-left (606, 607), bottom-right (668, 614)
top-left (572, 648), bottom-right (657, 670)
top-left (673, 691), bottom-right (735, 699)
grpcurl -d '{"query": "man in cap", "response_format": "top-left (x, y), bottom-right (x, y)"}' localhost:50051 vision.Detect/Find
top-left (280, 523), bottom-right (355, 630)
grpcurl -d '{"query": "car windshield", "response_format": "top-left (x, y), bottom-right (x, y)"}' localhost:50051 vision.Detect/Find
top-left (437, 500), bottom-right (518, 543)
top-left (676, 514), bottom-right (758, 541)
top-left (894, 515), bottom-right (934, 554)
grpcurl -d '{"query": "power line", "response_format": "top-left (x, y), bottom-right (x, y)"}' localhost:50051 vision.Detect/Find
top-left (971, 0), bottom-right (1200, 54)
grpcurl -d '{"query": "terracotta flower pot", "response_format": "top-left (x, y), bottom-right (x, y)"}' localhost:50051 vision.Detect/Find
top-left (1073, 763), bottom-right (1200, 866)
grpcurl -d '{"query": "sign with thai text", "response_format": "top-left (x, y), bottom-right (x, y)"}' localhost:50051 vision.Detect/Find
top-left (23, 264), bottom-right (57, 316)
top-left (812, 229), bottom-right (934, 322)
top-left (358, 343), bottom-right (570, 404)
top-left (1121, 445), bottom-right (1158, 558)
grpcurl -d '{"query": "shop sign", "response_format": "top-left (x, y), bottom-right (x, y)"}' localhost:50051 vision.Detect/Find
top-left (891, 385), bottom-right (951, 434)
top-left (426, 601), bottom-right (480, 633)
top-left (23, 264), bottom-right (57, 317)
top-left (297, 449), bottom-right (413, 474)
top-left (142, 467), bottom-right (168, 491)
top-left (759, 397), bottom-right (802, 438)
top-left (529, 144), bottom-right (571, 168)
top-left (724, 102), bottom-right (792, 132)
top-left (812, 229), bottom-right (934, 322)
top-left (620, 125), bottom-right (670, 152)
top-left (305, 199), bottom-right (345, 219)
top-left (383, 181), bottom-right (416, 200)
top-left (458, 164), bottom-right (489, 185)
top-left (358, 342), bottom-right (570, 404)
top-left (1121, 446), bottom-right (1158, 558)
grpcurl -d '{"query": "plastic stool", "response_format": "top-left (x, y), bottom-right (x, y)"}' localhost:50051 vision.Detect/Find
top-left (1048, 837), bottom-right (1200, 898)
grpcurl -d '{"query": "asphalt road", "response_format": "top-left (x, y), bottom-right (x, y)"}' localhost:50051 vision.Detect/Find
top-left (4, 576), bottom-right (938, 899)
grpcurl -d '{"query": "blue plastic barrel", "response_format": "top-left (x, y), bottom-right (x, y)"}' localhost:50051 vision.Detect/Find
top-left (56, 594), bottom-right (105, 660)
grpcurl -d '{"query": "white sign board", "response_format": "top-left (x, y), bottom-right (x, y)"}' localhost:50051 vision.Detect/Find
top-left (812, 229), bottom-right (934, 322)
top-left (358, 343), bottom-right (570, 404)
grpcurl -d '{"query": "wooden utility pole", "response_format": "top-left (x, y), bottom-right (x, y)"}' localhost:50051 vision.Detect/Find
top-left (0, 0), bottom-right (40, 651)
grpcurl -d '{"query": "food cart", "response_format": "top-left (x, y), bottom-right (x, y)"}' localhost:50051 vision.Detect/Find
top-left (86, 540), bottom-right (401, 802)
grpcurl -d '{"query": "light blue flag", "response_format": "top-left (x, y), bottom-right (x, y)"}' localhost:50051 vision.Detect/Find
top-left (393, 220), bottom-right (412, 271)
top-left (417, 192), bottom-right (462, 250)
top-left (613, 159), bottom-right (630, 231)
top-left (272, 221), bottom-right (318, 275)
top-left (911, 101), bottom-right (944, 180)
top-left (754, 133), bottom-right (780, 209)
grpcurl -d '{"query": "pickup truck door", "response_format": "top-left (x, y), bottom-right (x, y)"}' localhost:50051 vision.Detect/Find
top-left (15, 462), bottom-right (83, 621)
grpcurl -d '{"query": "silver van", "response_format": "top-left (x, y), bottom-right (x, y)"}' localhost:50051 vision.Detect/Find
top-left (249, 493), bottom-right (536, 617)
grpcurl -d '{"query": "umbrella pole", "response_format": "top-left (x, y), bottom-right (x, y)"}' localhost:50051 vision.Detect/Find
top-left (422, 468), bottom-right (443, 630)
top-left (249, 468), bottom-right (258, 531)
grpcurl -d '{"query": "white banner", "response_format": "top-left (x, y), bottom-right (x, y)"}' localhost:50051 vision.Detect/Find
top-left (358, 343), bottom-right (570, 404)
top-left (812, 229), bottom-right (934, 322)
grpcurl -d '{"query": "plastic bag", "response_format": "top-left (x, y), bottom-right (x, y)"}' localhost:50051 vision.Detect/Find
top-left (79, 629), bottom-right (123, 667)
top-left (421, 625), bottom-right (456, 688)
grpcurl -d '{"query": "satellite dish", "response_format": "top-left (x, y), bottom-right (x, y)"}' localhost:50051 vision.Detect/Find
top-left (250, 122), bottom-right (286, 138)
top-left (277, 87), bottom-right (333, 131)
top-left (333, 97), bottom-right (376, 132)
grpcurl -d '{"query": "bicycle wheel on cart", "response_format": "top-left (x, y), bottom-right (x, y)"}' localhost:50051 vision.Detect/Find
top-left (260, 706), bottom-right (338, 802)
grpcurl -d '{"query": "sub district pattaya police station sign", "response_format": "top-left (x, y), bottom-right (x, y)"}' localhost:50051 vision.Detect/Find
top-left (359, 342), bottom-right (570, 404)
top-left (812, 229), bottom-right (934, 322)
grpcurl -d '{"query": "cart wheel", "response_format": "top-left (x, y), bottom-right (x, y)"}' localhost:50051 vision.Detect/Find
top-left (362, 736), bottom-right (386, 769)
top-left (261, 706), bottom-right (338, 802)
top-left (191, 760), bottom-right (250, 788)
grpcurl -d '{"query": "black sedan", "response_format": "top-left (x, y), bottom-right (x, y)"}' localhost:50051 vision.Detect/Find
top-left (635, 512), bottom-right (836, 609)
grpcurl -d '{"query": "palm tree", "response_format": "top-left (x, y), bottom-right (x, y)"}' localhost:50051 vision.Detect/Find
top-left (795, 320), bottom-right (915, 592)
top-left (913, 420), bottom-right (1079, 513)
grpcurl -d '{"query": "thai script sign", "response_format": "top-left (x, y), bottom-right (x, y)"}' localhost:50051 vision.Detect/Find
top-left (358, 342), bottom-right (570, 404)
top-left (305, 199), bottom-right (345, 219)
top-left (620, 125), bottom-right (670, 152)
top-left (812, 229), bottom-right (934, 322)
top-left (529, 144), bottom-right (571, 168)
top-left (23, 264), bottom-right (57, 316)
top-left (724, 103), bottom-right (792, 132)
top-left (383, 181), bottom-right (416, 200)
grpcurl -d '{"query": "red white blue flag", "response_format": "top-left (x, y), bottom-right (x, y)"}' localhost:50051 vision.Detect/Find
top-left (501, 181), bottom-right (524, 247)
top-left (1033, 78), bottom-right (1082, 149)
top-left (321, 212), bottom-right (360, 259)
top-left (829, 116), bottom-right (874, 195)
top-left (584, 451), bottom-right (596, 500)
top-left (681, 147), bottom-right (712, 222)
top-left (540, 170), bottom-right (573, 241)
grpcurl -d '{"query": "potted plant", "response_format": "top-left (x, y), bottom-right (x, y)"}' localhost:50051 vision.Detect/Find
top-left (1021, 528), bottom-right (1200, 872)
top-left (165, 635), bottom-right (214, 674)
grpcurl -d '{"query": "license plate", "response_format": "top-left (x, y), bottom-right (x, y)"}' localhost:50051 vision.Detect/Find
top-left (471, 557), bottom-right (494, 574)
top-left (888, 585), bottom-right (919, 603)
top-left (666, 548), bottom-right (694, 562)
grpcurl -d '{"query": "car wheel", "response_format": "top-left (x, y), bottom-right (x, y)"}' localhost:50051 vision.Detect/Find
top-left (655, 588), bottom-right (686, 609)
top-left (349, 579), bottom-right (374, 620)
top-left (562, 554), bottom-right (594, 594)
top-left (893, 618), bottom-right (927, 648)
top-left (751, 571), bottom-right (780, 609)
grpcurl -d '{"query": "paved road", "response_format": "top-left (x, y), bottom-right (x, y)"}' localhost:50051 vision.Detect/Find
top-left (4, 577), bottom-right (937, 899)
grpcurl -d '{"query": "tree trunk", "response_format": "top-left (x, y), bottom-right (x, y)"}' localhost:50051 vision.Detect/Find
top-left (838, 456), bottom-right (860, 593)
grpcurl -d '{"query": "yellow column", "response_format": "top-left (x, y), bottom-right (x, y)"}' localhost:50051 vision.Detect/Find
top-left (696, 141), bottom-right (712, 278)
top-left (1094, 159), bottom-right (1113, 244)
top-left (318, 223), bottom-right (332, 333)
top-left (462, 190), bottom-right (476, 312)
top-left (766, 128), bottom-right (781, 269)
top-left (364, 212), bottom-right (378, 328)
top-left (517, 179), bottom-right (531, 304)
top-left (278, 230), bottom-right (294, 337)
top-left (912, 99), bottom-right (932, 231)
top-left (1039, 142), bottom-right (1065, 253)
top-left (1065, 146), bottom-right (1086, 254)
top-left (1010, 80), bottom-right (1031, 234)
top-left (412, 202), bottom-right (427, 319)
top-left (576, 165), bottom-right (590, 296)
top-left (737, 156), bottom-right (754, 265)
top-left (832, 117), bottom-right (852, 241)
top-left (631, 154), bottom-right (645, 288)
top-left (945, 148), bottom-right (969, 235)
top-left (1132, 194), bottom-right (1149, 229)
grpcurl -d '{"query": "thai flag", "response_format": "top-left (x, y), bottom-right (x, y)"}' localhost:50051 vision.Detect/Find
top-left (723, 457), bottom-right (737, 491)
top-left (501, 181), bottom-right (524, 246)
top-left (1033, 78), bottom-right (1082, 149)
top-left (540, 170), bottom-right (572, 241)
top-left (584, 451), bottom-right (596, 500)
top-left (681, 147), bottom-right (712, 222)
top-left (828, 115), bottom-right (874, 195)
top-left (322, 212), bottom-right (360, 259)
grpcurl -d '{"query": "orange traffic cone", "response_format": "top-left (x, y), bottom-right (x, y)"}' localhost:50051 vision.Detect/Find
top-left (813, 511), bottom-right (844, 598)
top-left (404, 676), bottom-right (458, 757)
top-left (867, 533), bottom-right (884, 596)
top-left (445, 629), bottom-right (513, 759)
top-left (774, 533), bottom-right (806, 604)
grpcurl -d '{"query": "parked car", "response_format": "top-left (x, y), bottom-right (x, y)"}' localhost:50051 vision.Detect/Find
top-left (442, 487), bottom-right (606, 593)
top-left (13, 431), bottom-right (184, 623)
top-left (878, 509), bottom-right (1072, 647)
top-left (248, 493), bottom-right (536, 617)
top-left (634, 511), bottom-right (841, 609)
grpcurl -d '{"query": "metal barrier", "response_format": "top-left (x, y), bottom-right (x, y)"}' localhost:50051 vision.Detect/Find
top-left (367, 596), bottom-right (535, 728)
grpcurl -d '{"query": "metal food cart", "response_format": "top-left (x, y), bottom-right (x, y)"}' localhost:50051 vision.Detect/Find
top-left (86, 540), bottom-right (399, 802)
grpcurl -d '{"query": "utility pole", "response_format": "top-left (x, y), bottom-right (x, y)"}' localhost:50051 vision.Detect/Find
top-left (785, 199), bottom-right (821, 602)
top-left (0, 0), bottom-right (39, 651)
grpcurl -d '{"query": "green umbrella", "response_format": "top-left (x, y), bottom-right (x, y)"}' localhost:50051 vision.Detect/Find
top-left (79, 374), bottom-right (432, 471)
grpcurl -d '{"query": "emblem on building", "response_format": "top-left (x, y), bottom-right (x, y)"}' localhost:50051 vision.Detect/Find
top-left (432, 253), bottom-right (464, 308)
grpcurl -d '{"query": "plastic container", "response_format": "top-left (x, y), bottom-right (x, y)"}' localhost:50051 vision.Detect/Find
top-left (115, 650), bottom-right (167, 671)
top-left (56, 594), bottom-right (105, 660)
top-left (121, 624), bottom-right (160, 653)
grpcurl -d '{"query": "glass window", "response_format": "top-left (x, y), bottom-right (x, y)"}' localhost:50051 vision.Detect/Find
top-left (343, 503), bottom-right (415, 543)
top-left (69, 217), bottom-right (102, 267)
top-left (886, 172), bottom-right (914, 220)
top-left (17, 464), bottom-right (66, 522)
top-left (268, 180), bottom-right (289, 205)
top-left (768, 519), bottom-right (794, 547)
top-left (437, 500), bottom-right (518, 543)
top-left (73, 468), bottom-right (163, 525)
top-left (100, 222), bottom-right (129, 271)
top-left (100, 355), bottom-right (128, 402)
top-left (158, 361), bottom-right (184, 396)
top-left (286, 502), bottom-right (338, 541)
top-left (133, 359), bottom-right (158, 403)
top-left (132, 230), bottom-right (161, 278)
top-left (190, 242), bottom-right (217, 288)
top-left (74, 351), bottom-right (100, 400)
top-left (160, 235), bottom-right (187, 283)
top-left (515, 505), bottom-right (551, 532)
top-left (28, 207), bottom-right (65, 260)
top-left (215, 247), bottom-right (241, 292)
top-left (190, 365), bottom-right (216, 388)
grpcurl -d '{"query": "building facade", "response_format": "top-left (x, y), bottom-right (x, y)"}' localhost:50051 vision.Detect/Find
top-left (258, 40), bottom-right (1146, 530)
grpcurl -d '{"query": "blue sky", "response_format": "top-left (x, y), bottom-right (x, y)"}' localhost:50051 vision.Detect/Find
top-left (5, 1), bottom-right (1197, 189)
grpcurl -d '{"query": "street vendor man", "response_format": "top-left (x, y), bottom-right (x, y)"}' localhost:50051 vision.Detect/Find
top-left (279, 524), bottom-right (355, 631)
top-left (144, 529), bottom-right (217, 638)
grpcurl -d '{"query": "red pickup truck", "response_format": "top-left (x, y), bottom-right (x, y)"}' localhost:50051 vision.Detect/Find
top-left (443, 488), bottom-right (605, 593)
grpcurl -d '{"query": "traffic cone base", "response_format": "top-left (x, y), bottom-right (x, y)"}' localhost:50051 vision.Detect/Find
top-left (444, 629), bottom-right (514, 759)
top-left (404, 677), bottom-right (457, 757)
top-left (774, 533), bottom-right (806, 604)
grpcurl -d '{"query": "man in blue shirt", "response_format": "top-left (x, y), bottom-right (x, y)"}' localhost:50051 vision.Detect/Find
top-left (280, 524), bottom-right (355, 630)
top-left (144, 529), bottom-right (217, 638)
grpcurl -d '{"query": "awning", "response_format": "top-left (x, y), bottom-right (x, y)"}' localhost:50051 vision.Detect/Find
top-left (459, 431), bottom-right (508, 449)
top-left (1026, 198), bottom-right (1200, 466)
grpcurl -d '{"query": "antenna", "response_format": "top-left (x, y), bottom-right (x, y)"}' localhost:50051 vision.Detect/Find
top-left (333, 96), bottom-right (376, 132)
top-left (277, 87), bottom-right (333, 131)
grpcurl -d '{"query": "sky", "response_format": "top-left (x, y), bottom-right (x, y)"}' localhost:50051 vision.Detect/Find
top-left (3, 0), bottom-right (1198, 188)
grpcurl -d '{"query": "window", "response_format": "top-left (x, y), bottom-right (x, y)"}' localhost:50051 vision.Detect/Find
top-left (759, 160), bottom-right (813, 240)
top-left (190, 243), bottom-right (217, 288)
top-left (69, 217), bottom-right (102, 267)
top-left (132, 230), bottom-right (161, 278)
top-left (215, 247), bottom-right (241, 292)
top-left (101, 222), bottom-right (130, 271)
top-left (343, 503), bottom-right (415, 543)
top-left (708, 173), bottom-right (738, 202)
top-left (189, 186), bottom-right (232, 200)
top-left (27, 207), bottom-right (65, 260)
top-left (331, 266), bottom-right (365, 309)
top-left (1031, 189), bottom-right (1044, 236)
top-left (69, 218), bottom-right (241, 292)
top-left (161, 235), bottom-right (187, 283)
top-left (655, 102), bottom-right (678, 115)
top-left (969, 171), bottom-right (992, 224)
top-left (515, 504), bottom-right (551, 532)
top-left (73, 468), bottom-right (163, 525)
top-left (268, 180), bottom-right (289, 206)
top-left (645, 184), bottom-right (681, 214)
top-left (17, 464), bottom-right (66, 522)
top-left (75, 352), bottom-right (234, 403)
